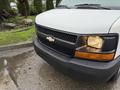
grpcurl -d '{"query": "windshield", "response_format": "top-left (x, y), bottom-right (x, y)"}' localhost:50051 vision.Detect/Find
top-left (59, 0), bottom-right (120, 10)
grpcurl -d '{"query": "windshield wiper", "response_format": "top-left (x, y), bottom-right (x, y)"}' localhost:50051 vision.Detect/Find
top-left (57, 5), bottom-right (71, 9)
top-left (75, 4), bottom-right (100, 6)
top-left (75, 4), bottom-right (111, 10)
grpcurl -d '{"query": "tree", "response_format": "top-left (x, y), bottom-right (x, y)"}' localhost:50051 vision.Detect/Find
top-left (9, 0), bottom-right (15, 2)
top-left (0, 0), bottom-right (10, 11)
top-left (56, 0), bottom-right (61, 7)
top-left (34, 0), bottom-right (42, 14)
top-left (46, 0), bottom-right (54, 10)
top-left (0, 0), bottom-right (11, 24)
top-left (17, 0), bottom-right (29, 17)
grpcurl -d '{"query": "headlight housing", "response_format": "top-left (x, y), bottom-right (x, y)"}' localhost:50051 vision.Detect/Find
top-left (74, 33), bottom-right (118, 61)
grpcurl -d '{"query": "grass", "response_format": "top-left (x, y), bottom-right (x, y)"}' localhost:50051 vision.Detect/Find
top-left (0, 15), bottom-right (36, 46)
top-left (0, 26), bottom-right (36, 46)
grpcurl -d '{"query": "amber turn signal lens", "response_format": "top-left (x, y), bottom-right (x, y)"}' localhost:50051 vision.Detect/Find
top-left (74, 51), bottom-right (115, 61)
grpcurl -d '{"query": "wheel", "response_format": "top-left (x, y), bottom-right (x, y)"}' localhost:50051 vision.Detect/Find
top-left (108, 68), bottom-right (120, 82)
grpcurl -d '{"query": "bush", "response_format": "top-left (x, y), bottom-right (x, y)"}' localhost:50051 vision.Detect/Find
top-left (8, 8), bottom-right (18, 16)
top-left (0, 0), bottom-right (10, 11)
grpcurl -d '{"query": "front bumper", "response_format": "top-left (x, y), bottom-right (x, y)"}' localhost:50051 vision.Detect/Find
top-left (34, 38), bottom-right (120, 82)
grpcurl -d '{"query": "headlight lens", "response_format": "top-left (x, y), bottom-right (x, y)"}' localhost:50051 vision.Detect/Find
top-left (87, 36), bottom-right (104, 49)
top-left (74, 34), bottom-right (118, 61)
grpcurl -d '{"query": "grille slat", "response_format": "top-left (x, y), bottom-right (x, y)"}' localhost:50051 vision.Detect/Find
top-left (38, 36), bottom-right (74, 56)
top-left (37, 31), bottom-right (76, 49)
top-left (36, 25), bottom-right (77, 43)
top-left (36, 24), bottom-right (77, 56)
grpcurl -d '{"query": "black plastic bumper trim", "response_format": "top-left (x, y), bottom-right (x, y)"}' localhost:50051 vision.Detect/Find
top-left (33, 38), bottom-right (120, 82)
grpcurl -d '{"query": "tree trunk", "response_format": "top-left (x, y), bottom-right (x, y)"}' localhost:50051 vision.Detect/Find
top-left (17, 0), bottom-right (29, 17)
top-left (34, 0), bottom-right (42, 14)
top-left (56, 0), bottom-right (61, 7)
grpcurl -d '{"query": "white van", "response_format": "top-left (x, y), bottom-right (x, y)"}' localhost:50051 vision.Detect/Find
top-left (34, 0), bottom-right (120, 82)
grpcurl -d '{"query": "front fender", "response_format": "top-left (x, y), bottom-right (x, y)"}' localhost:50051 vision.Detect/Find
top-left (110, 17), bottom-right (120, 58)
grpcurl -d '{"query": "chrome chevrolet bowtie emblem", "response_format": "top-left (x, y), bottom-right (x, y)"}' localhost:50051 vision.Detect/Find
top-left (46, 36), bottom-right (55, 42)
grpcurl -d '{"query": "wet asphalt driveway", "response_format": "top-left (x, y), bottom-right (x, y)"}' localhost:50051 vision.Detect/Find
top-left (0, 46), bottom-right (120, 90)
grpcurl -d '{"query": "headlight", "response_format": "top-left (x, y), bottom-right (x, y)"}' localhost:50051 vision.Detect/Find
top-left (74, 34), bottom-right (118, 61)
top-left (87, 36), bottom-right (104, 49)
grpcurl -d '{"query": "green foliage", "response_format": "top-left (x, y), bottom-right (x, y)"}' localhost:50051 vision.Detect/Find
top-left (0, 0), bottom-right (17, 23)
top-left (0, 0), bottom-right (10, 11)
top-left (56, 0), bottom-right (61, 7)
top-left (17, 0), bottom-right (30, 17)
top-left (34, 0), bottom-right (42, 14)
top-left (8, 8), bottom-right (18, 16)
top-left (9, 0), bottom-right (15, 2)
top-left (29, 5), bottom-right (37, 15)
top-left (46, 0), bottom-right (54, 10)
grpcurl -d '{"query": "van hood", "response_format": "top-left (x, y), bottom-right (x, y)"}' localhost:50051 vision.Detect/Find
top-left (36, 9), bottom-right (120, 34)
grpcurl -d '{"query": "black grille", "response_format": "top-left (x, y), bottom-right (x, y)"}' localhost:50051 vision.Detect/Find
top-left (38, 36), bottom-right (74, 56)
top-left (36, 24), bottom-right (77, 56)
top-left (36, 25), bottom-right (77, 43)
